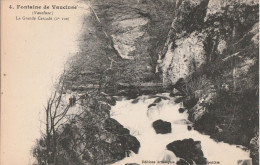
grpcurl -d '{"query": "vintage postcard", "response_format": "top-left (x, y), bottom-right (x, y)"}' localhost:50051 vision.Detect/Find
top-left (1, 0), bottom-right (259, 165)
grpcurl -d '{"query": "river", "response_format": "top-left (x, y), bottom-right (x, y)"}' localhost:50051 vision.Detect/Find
top-left (111, 94), bottom-right (251, 165)
top-left (1, 1), bottom-right (252, 164)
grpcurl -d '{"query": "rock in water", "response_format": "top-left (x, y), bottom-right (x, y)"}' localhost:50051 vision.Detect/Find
top-left (176, 159), bottom-right (189, 165)
top-left (153, 97), bottom-right (162, 104)
top-left (187, 126), bottom-right (192, 131)
top-left (131, 98), bottom-right (140, 103)
top-left (148, 103), bottom-right (157, 108)
top-left (166, 138), bottom-right (207, 165)
top-left (118, 135), bottom-right (140, 154)
top-left (104, 118), bottom-right (141, 157)
top-left (152, 119), bottom-right (172, 134)
top-left (104, 118), bottom-right (130, 135)
top-left (178, 108), bottom-right (185, 113)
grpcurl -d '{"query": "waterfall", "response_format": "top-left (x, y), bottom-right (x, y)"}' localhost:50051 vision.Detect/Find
top-left (111, 94), bottom-right (251, 165)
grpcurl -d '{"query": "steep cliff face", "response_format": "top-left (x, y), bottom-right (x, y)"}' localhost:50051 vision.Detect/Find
top-left (159, 0), bottom-right (209, 85)
top-left (64, 0), bottom-right (177, 89)
top-left (160, 0), bottom-right (258, 85)
top-left (54, 0), bottom-right (259, 164)
top-left (110, 17), bottom-right (149, 60)
top-left (33, 1), bottom-right (258, 164)
top-left (161, 32), bottom-right (206, 85)
top-left (95, 1), bottom-right (155, 82)
top-left (159, 0), bottom-right (259, 164)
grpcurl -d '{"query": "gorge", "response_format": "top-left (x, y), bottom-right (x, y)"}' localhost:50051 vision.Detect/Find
top-left (32, 0), bottom-right (259, 164)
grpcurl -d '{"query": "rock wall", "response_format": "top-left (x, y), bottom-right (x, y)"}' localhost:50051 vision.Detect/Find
top-left (34, 93), bottom-right (140, 165)
top-left (111, 17), bottom-right (149, 60)
top-left (86, 0), bottom-right (176, 83)
top-left (160, 0), bottom-right (259, 85)
top-left (161, 32), bottom-right (206, 85)
top-left (34, 0), bottom-right (258, 164)
top-left (64, 94), bottom-right (140, 165)
top-left (160, 0), bottom-right (259, 164)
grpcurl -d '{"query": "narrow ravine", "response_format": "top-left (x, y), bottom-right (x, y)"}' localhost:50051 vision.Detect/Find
top-left (111, 94), bottom-right (250, 165)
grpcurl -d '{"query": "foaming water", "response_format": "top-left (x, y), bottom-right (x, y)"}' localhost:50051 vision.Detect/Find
top-left (111, 94), bottom-right (250, 165)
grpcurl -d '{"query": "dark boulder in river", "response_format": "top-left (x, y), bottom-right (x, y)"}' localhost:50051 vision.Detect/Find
top-left (118, 135), bottom-right (140, 154)
top-left (166, 138), bottom-right (207, 165)
top-left (187, 126), bottom-right (192, 131)
top-left (104, 118), bottom-right (141, 156)
top-left (152, 119), bottom-right (171, 134)
top-left (148, 103), bottom-right (157, 108)
top-left (178, 108), bottom-right (185, 113)
top-left (176, 159), bottom-right (189, 165)
top-left (131, 98), bottom-right (140, 103)
top-left (104, 118), bottom-right (130, 135)
top-left (153, 97), bottom-right (162, 104)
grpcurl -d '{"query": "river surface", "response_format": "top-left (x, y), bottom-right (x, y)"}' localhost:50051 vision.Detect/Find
top-left (1, 1), bottom-right (252, 165)
top-left (111, 94), bottom-right (251, 165)
top-left (1, 1), bottom-right (89, 164)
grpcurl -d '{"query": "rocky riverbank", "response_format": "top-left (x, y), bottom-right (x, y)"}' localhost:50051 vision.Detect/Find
top-left (33, 0), bottom-right (258, 164)
top-left (33, 92), bottom-right (141, 165)
top-left (160, 0), bottom-right (259, 164)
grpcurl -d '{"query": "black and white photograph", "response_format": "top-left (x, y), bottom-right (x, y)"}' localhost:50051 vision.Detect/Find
top-left (1, 0), bottom-right (259, 165)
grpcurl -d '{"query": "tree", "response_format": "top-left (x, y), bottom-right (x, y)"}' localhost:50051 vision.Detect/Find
top-left (33, 71), bottom-right (81, 165)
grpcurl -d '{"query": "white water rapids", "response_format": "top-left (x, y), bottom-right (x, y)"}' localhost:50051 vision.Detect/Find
top-left (111, 94), bottom-right (251, 165)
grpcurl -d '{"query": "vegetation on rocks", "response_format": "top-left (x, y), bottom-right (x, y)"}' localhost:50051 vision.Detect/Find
top-left (33, 0), bottom-right (258, 164)
top-left (166, 1), bottom-right (259, 164)
top-left (33, 86), bottom-right (140, 165)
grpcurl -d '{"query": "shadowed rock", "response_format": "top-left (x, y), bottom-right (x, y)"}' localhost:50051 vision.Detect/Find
top-left (148, 103), bottom-right (157, 108)
top-left (132, 98), bottom-right (140, 103)
top-left (118, 135), bottom-right (140, 154)
top-left (166, 138), bottom-right (207, 165)
top-left (183, 97), bottom-right (199, 109)
top-left (174, 97), bottom-right (185, 104)
top-left (152, 119), bottom-right (172, 134)
top-left (153, 97), bottom-right (162, 104)
top-left (104, 118), bottom-right (130, 135)
top-left (178, 108), bottom-right (185, 113)
top-left (187, 126), bottom-right (192, 131)
top-left (176, 159), bottom-right (189, 165)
